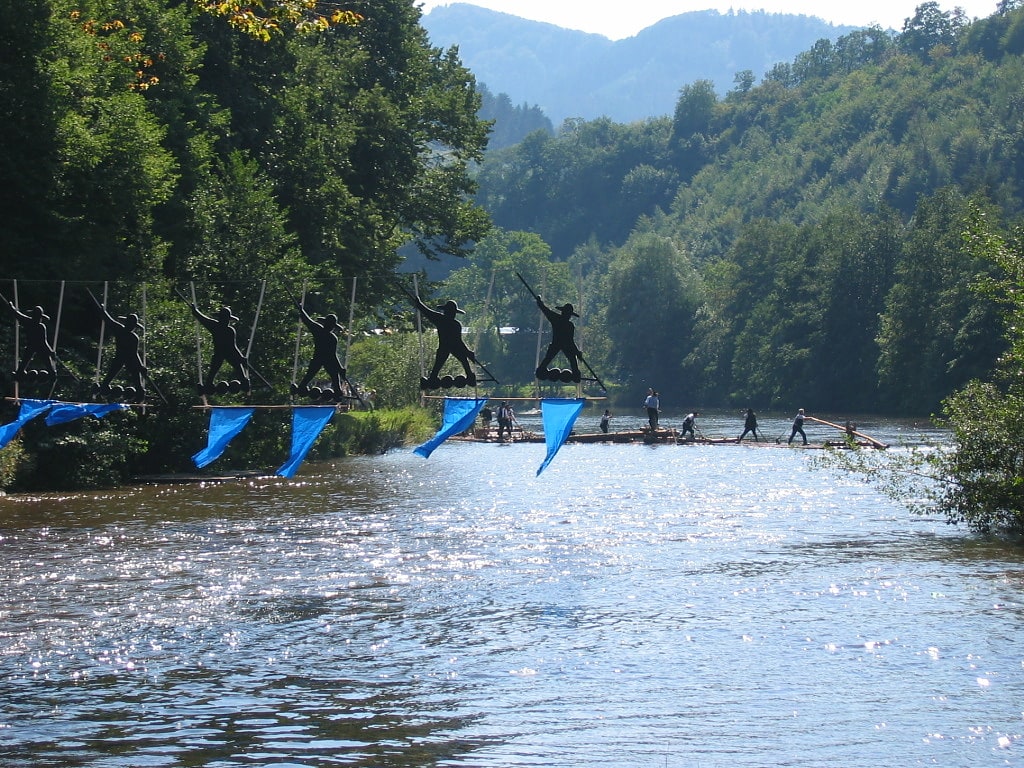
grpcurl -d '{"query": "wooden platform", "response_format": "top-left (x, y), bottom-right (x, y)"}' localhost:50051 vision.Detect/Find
top-left (451, 427), bottom-right (880, 449)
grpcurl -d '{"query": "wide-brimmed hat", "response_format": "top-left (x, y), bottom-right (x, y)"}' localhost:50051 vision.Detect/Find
top-left (438, 300), bottom-right (465, 314)
top-left (558, 303), bottom-right (579, 317)
top-left (218, 306), bottom-right (240, 322)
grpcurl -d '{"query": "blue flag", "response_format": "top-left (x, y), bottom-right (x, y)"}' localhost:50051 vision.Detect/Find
top-left (537, 398), bottom-right (585, 476)
top-left (0, 399), bottom-right (54, 449)
top-left (45, 402), bottom-right (126, 426)
top-left (276, 406), bottom-right (335, 478)
top-left (414, 398), bottom-right (488, 458)
top-left (192, 407), bottom-right (255, 469)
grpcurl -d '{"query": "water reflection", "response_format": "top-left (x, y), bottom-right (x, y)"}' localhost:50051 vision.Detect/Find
top-left (1, 430), bottom-right (1022, 767)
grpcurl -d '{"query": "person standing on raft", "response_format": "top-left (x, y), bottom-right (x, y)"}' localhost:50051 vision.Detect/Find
top-left (788, 408), bottom-right (808, 445)
top-left (738, 408), bottom-right (759, 442)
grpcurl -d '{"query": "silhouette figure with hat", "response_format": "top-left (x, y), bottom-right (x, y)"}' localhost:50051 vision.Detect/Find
top-left (294, 299), bottom-right (346, 397)
top-left (535, 296), bottom-right (582, 382)
top-left (188, 302), bottom-right (251, 392)
top-left (6, 300), bottom-right (56, 378)
top-left (410, 293), bottom-right (478, 388)
top-left (89, 292), bottom-right (147, 398)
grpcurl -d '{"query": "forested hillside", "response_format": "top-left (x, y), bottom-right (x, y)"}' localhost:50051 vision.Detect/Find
top-left (422, 4), bottom-right (854, 124)
top-left (464, 2), bottom-right (1024, 415)
top-left (1, 0), bottom-right (1022, 491)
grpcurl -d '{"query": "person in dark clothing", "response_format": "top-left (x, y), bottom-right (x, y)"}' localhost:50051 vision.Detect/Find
top-left (295, 300), bottom-right (346, 395)
top-left (535, 298), bottom-right (582, 381)
top-left (644, 388), bottom-right (660, 430)
top-left (788, 408), bottom-right (808, 445)
top-left (496, 401), bottom-right (515, 440)
top-left (738, 408), bottom-right (759, 442)
top-left (600, 409), bottom-right (611, 434)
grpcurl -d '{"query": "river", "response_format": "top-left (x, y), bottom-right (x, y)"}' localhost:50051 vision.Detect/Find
top-left (0, 411), bottom-right (1021, 767)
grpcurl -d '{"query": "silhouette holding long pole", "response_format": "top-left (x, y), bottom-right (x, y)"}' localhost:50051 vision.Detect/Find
top-left (516, 272), bottom-right (605, 388)
top-left (187, 300), bottom-right (251, 394)
top-left (4, 296), bottom-right (56, 380)
top-left (293, 298), bottom-right (347, 398)
top-left (88, 289), bottom-right (147, 401)
top-left (395, 281), bottom-right (492, 389)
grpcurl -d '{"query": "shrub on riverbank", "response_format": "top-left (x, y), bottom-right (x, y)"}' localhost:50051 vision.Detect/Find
top-left (312, 407), bottom-right (435, 459)
top-left (0, 407), bottom-right (434, 493)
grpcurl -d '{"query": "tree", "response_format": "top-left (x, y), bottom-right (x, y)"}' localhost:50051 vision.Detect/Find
top-left (196, 0), bottom-right (362, 41)
top-left (876, 189), bottom-right (1004, 413)
top-left (825, 209), bottom-right (1024, 537)
top-left (899, 2), bottom-right (966, 60)
top-left (601, 230), bottom-right (703, 401)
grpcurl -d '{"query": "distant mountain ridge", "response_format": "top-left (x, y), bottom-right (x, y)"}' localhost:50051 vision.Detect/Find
top-left (422, 4), bottom-right (858, 124)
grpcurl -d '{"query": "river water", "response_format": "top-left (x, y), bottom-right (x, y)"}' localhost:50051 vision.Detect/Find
top-left (0, 412), bottom-right (1022, 767)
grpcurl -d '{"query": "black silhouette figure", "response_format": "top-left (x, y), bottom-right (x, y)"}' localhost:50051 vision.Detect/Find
top-left (294, 299), bottom-right (346, 397)
top-left (536, 298), bottom-right (582, 382)
top-left (411, 294), bottom-right (477, 388)
top-left (7, 301), bottom-right (56, 379)
top-left (189, 302), bottom-right (251, 393)
top-left (91, 293), bottom-right (146, 399)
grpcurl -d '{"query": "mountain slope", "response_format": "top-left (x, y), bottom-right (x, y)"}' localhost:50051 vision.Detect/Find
top-left (422, 4), bottom-right (856, 124)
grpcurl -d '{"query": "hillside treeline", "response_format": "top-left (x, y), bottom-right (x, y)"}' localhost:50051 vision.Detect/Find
top-left (469, 1), bottom-right (1024, 414)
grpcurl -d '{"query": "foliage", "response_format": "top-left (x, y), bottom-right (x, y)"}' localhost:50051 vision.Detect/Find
top-left (320, 407), bottom-right (433, 456)
top-left (599, 229), bottom-right (703, 402)
top-left (196, 0), bottom-right (362, 41)
top-left (0, 0), bottom-right (491, 488)
top-left (472, 5), bottom-right (1024, 412)
top-left (0, 440), bottom-right (27, 491)
top-left (821, 208), bottom-right (1024, 538)
top-left (477, 84), bottom-right (553, 151)
top-left (346, 332), bottom-right (423, 408)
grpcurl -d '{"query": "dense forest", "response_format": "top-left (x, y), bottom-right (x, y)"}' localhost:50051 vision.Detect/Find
top-left (466, 0), bottom-right (1024, 414)
top-left (0, 0), bottom-right (488, 487)
top-left (2, 0), bottom-right (1024, 490)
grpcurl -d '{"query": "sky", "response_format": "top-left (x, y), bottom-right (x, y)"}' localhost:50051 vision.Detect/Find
top-left (418, 0), bottom-right (1001, 39)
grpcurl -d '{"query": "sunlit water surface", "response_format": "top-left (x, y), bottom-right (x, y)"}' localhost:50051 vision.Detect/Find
top-left (1, 414), bottom-right (1022, 767)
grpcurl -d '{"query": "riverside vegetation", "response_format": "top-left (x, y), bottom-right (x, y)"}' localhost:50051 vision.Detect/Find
top-left (2, 1), bottom-right (1024, 539)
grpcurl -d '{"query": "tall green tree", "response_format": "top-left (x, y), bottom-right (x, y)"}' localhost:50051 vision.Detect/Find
top-left (601, 229), bottom-right (703, 402)
top-left (876, 189), bottom-right (1005, 413)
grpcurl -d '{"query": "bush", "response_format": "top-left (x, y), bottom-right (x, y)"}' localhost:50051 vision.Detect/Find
top-left (317, 407), bottom-right (435, 457)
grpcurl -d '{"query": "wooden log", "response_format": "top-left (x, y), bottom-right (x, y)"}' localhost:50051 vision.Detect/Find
top-left (805, 415), bottom-right (888, 449)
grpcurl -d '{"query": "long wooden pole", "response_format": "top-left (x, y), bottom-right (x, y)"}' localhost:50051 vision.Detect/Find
top-left (805, 415), bottom-right (888, 449)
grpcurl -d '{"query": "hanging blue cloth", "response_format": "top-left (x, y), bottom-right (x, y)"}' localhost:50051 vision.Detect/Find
top-left (45, 402), bottom-right (126, 426)
top-left (0, 399), bottom-right (54, 449)
top-left (192, 407), bottom-right (256, 469)
top-left (537, 398), bottom-right (585, 476)
top-left (414, 398), bottom-right (488, 458)
top-left (276, 406), bottom-right (335, 478)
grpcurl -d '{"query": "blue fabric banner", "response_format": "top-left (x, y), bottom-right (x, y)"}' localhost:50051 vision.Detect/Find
top-left (537, 398), bottom-right (585, 476)
top-left (414, 398), bottom-right (488, 459)
top-left (276, 406), bottom-right (335, 478)
top-left (192, 407), bottom-right (256, 469)
top-left (0, 399), bottom-right (54, 449)
top-left (45, 402), bottom-right (126, 426)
